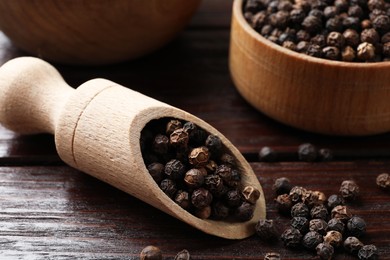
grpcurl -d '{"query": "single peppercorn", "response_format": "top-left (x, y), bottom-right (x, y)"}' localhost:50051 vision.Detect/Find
top-left (191, 188), bottom-right (213, 209)
top-left (344, 236), bottom-right (364, 255)
top-left (298, 143), bottom-right (318, 162)
top-left (324, 6), bottom-right (338, 19)
top-left (348, 5), bottom-right (364, 18)
top-left (316, 243), bottom-right (334, 260)
top-left (327, 194), bottom-right (344, 209)
top-left (281, 228), bottom-right (303, 248)
top-left (184, 169), bottom-right (205, 188)
top-left (302, 231), bottom-right (324, 250)
top-left (140, 245), bottom-right (163, 260)
top-left (273, 177), bottom-right (292, 195)
top-left (170, 128), bottom-right (189, 149)
top-left (361, 19), bottom-right (372, 30)
top-left (174, 249), bottom-right (191, 260)
top-left (342, 17), bottom-right (361, 31)
top-left (347, 216), bottom-right (366, 237)
top-left (383, 42), bottom-right (390, 57)
top-left (327, 31), bottom-right (345, 48)
top-left (259, 146), bottom-right (278, 162)
top-left (361, 28), bottom-right (380, 44)
top-left (372, 14), bottom-right (390, 34)
top-left (306, 44), bottom-right (323, 57)
top-left (166, 120), bottom-right (182, 135)
top-left (296, 41), bottom-right (310, 52)
top-left (342, 46), bottom-right (357, 61)
top-left (376, 173), bottom-right (390, 189)
top-left (211, 201), bottom-right (229, 220)
top-left (311, 34), bottom-right (327, 48)
top-left (291, 216), bottom-right (310, 234)
top-left (225, 189), bottom-right (243, 208)
top-left (152, 134), bottom-right (170, 155)
top-left (327, 218), bottom-right (345, 233)
top-left (343, 29), bottom-right (360, 47)
top-left (318, 148), bottom-right (333, 161)
top-left (204, 174), bottom-right (226, 197)
top-left (160, 179), bottom-right (177, 198)
top-left (309, 218), bottom-right (328, 235)
top-left (264, 252), bottom-right (281, 260)
top-left (235, 202), bottom-right (255, 221)
top-left (255, 219), bottom-right (279, 241)
top-left (289, 186), bottom-right (307, 204)
top-left (242, 186), bottom-right (261, 204)
top-left (275, 193), bottom-right (293, 214)
top-left (291, 202), bottom-right (310, 218)
top-left (205, 134), bottom-right (223, 157)
top-left (357, 42), bottom-right (376, 61)
top-left (227, 169), bottom-right (241, 188)
top-left (339, 180), bottom-right (360, 200)
top-left (302, 15), bottom-right (323, 34)
top-left (147, 162), bottom-right (165, 183)
top-left (195, 205), bottom-right (211, 219)
top-left (188, 147), bottom-right (210, 167)
top-left (324, 230), bottom-right (343, 248)
top-left (165, 159), bottom-right (186, 180)
top-left (290, 8), bottom-right (306, 24)
top-left (252, 11), bottom-right (268, 31)
top-left (358, 244), bottom-right (379, 260)
top-left (368, 0), bottom-right (386, 11)
top-left (174, 190), bottom-right (191, 210)
top-left (220, 153), bottom-right (236, 166)
top-left (331, 205), bottom-right (352, 222)
top-left (382, 32), bottom-right (390, 43)
top-left (216, 164), bottom-right (233, 183)
top-left (322, 46), bottom-right (341, 60)
top-left (311, 204), bottom-right (329, 220)
top-left (326, 16), bottom-right (343, 32)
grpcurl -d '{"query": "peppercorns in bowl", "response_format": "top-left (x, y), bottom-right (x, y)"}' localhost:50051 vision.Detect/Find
top-left (230, 0), bottom-right (390, 136)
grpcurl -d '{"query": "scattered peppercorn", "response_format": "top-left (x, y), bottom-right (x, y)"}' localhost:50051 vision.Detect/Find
top-left (291, 216), bottom-right (310, 234)
top-left (140, 245), bottom-right (163, 260)
top-left (347, 216), bottom-right (366, 237)
top-left (303, 190), bottom-right (327, 208)
top-left (318, 148), bottom-right (334, 161)
top-left (344, 236), bottom-right (364, 255)
top-left (258, 146), bottom-right (278, 162)
top-left (273, 177), bottom-right (292, 195)
top-left (289, 186), bottom-right (307, 204)
top-left (316, 243), bottom-right (335, 260)
top-left (298, 143), bottom-right (318, 162)
top-left (264, 252), bottom-right (281, 260)
top-left (235, 202), bottom-right (255, 221)
top-left (358, 244), bottom-right (379, 260)
top-left (309, 218), bottom-right (328, 235)
top-left (331, 205), bottom-right (352, 222)
top-left (242, 186), bottom-right (261, 204)
top-left (147, 162), bottom-right (165, 183)
top-left (376, 173), bottom-right (390, 190)
top-left (339, 180), bottom-right (360, 201)
top-left (275, 193), bottom-right (293, 214)
top-left (281, 228), bottom-right (303, 248)
top-left (327, 218), bottom-right (345, 233)
top-left (327, 194), bottom-right (344, 209)
top-left (255, 219), bottom-right (279, 241)
top-left (324, 230), bottom-right (344, 248)
top-left (302, 231), bottom-right (324, 250)
top-left (310, 204), bottom-right (329, 220)
top-left (291, 202), bottom-right (310, 218)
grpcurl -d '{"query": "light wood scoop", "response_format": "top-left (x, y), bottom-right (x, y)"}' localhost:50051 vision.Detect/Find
top-left (0, 57), bottom-right (266, 239)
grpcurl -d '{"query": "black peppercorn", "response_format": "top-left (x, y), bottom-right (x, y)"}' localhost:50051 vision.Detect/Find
top-left (252, 11), bottom-right (269, 31)
top-left (152, 134), bottom-right (170, 155)
top-left (331, 205), bottom-right (352, 222)
top-left (275, 193), bottom-right (293, 214)
top-left (216, 164), bottom-right (233, 183)
top-left (255, 219), bottom-right (279, 241)
top-left (322, 46), bottom-right (341, 60)
top-left (291, 202), bottom-right (310, 218)
top-left (298, 143), bottom-right (318, 162)
top-left (302, 231), bottom-right (324, 250)
top-left (316, 243), bottom-right (334, 260)
top-left (358, 244), bottom-right (379, 260)
top-left (191, 188), bottom-right (213, 209)
top-left (310, 204), bottom-right (329, 220)
top-left (334, 0), bottom-right (349, 12)
top-left (225, 189), bottom-right (243, 208)
top-left (318, 148), bottom-right (334, 161)
top-left (327, 218), bottom-right (345, 233)
top-left (302, 15), bottom-right (323, 34)
top-left (290, 8), bottom-right (306, 24)
top-left (357, 42), bottom-right (376, 61)
top-left (382, 32), bottom-right (390, 43)
top-left (281, 228), bottom-right (303, 248)
top-left (361, 28), bottom-right (380, 44)
top-left (188, 147), bottom-right (210, 167)
top-left (348, 5), bottom-right (364, 18)
top-left (242, 186), bottom-right (261, 204)
top-left (205, 134), bottom-right (223, 157)
top-left (343, 29), bottom-right (360, 47)
top-left (227, 169), bottom-right (241, 188)
top-left (184, 169), bottom-right (205, 188)
top-left (195, 205), bottom-right (212, 219)
top-left (309, 218), bottom-right (328, 235)
top-left (344, 236), bottom-right (364, 255)
top-left (327, 194), bottom-right (344, 209)
top-left (306, 44), bottom-right (323, 57)
top-left (174, 249), bottom-right (191, 260)
top-left (311, 34), bottom-right (327, 47)
top-left (324, 230), bottom-right (343, 248)
top-left (342, 46), bottom-right (356, 61)
top-left (291, 216), bottom-right (310, 234)
top-left (258, 146), bottom-right (278, 162)
top-left (303, 190), bottom-right (327, 208)
top-left (324, 6), bottom-right (338, 19)
top-left (165, 159), bottom-right (186, 180)
top-left (174, 190), bottom-right (191, 210)
top-left (327, 31), bottom-right (345, 48)
top-left (204, 174), bottom-right (226, 197)
top-left (383, 42), bottom-right (390, 57)
top-left (376, 172), bottom-right (390, 189)
top-left (147, 162), bottom-right (165, 183)
top-left (273, 177), bottom-right (292, 195)
top-left (278, 0), bottom-right (293, 11)
top-left (326, 16), bottom-right (343, 32)
top-left (166, 120), bottom-right (182, 135)
top-left (347, 216), bottom-right (366, 237)
top-left (368, 0), bottom-right (386, 11)
top-left (140, 245), bottom-right (163, 260)
top-left (170, 128), bottom-right (189, 149)
top-left (289, 186), bottom-right (307, 203)
top-left (373, 15), bottom-right (390, 34)
top-left (211, 201), bottom-right (229, 220)
top-left (235, 202), bottom-right (255, 221)
top-left (160, 179), bottom-right (177, 198)
top-left (339, 180), bottom-right (360, 200)
top-left (296, 41), bottom-right (310, 52)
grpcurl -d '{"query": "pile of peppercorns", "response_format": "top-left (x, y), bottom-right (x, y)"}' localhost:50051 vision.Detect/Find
top-left (255, 177), bottom-right (379, 259)
top-left (140, 118), bottom-right (260, 221)
top-left (244, 0), bottom-right (390, 62)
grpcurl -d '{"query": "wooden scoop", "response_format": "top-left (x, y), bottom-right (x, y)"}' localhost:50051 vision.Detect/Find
top-left (0, 57), bottom-right (266, 239)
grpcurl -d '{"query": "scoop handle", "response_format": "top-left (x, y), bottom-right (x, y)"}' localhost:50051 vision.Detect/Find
top-left (0, 57), bottom-right (73, 134)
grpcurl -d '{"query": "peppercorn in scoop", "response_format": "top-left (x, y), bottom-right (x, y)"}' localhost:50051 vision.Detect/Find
top-left (140, 118), bottom-right (259, 221)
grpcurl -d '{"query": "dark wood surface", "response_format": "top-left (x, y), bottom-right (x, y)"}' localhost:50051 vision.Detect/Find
top-left (0, 1), bottom-right (389, 259)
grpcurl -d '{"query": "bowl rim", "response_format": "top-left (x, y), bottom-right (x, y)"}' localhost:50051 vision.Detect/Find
top-left (233, 0), bottom-right (390, 69)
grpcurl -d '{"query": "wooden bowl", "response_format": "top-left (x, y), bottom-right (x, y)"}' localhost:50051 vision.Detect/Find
top-left (229, 0), bottom-right (390, 136)
top-left (0, 0), bottom-right (201, 65)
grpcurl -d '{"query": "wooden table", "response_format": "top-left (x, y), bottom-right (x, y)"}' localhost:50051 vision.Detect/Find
top-left (0, 1), bottom-right (389, 259)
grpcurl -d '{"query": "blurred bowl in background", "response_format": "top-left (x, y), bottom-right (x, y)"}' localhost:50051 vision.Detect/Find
top-left (0, 0), bottom-right (201, 65)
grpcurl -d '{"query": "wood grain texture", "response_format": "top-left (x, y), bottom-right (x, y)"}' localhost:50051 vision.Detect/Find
top-left (0, 0), bottom-right (201, 65)
top-left (230, 0), bottom-right (390, 136)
